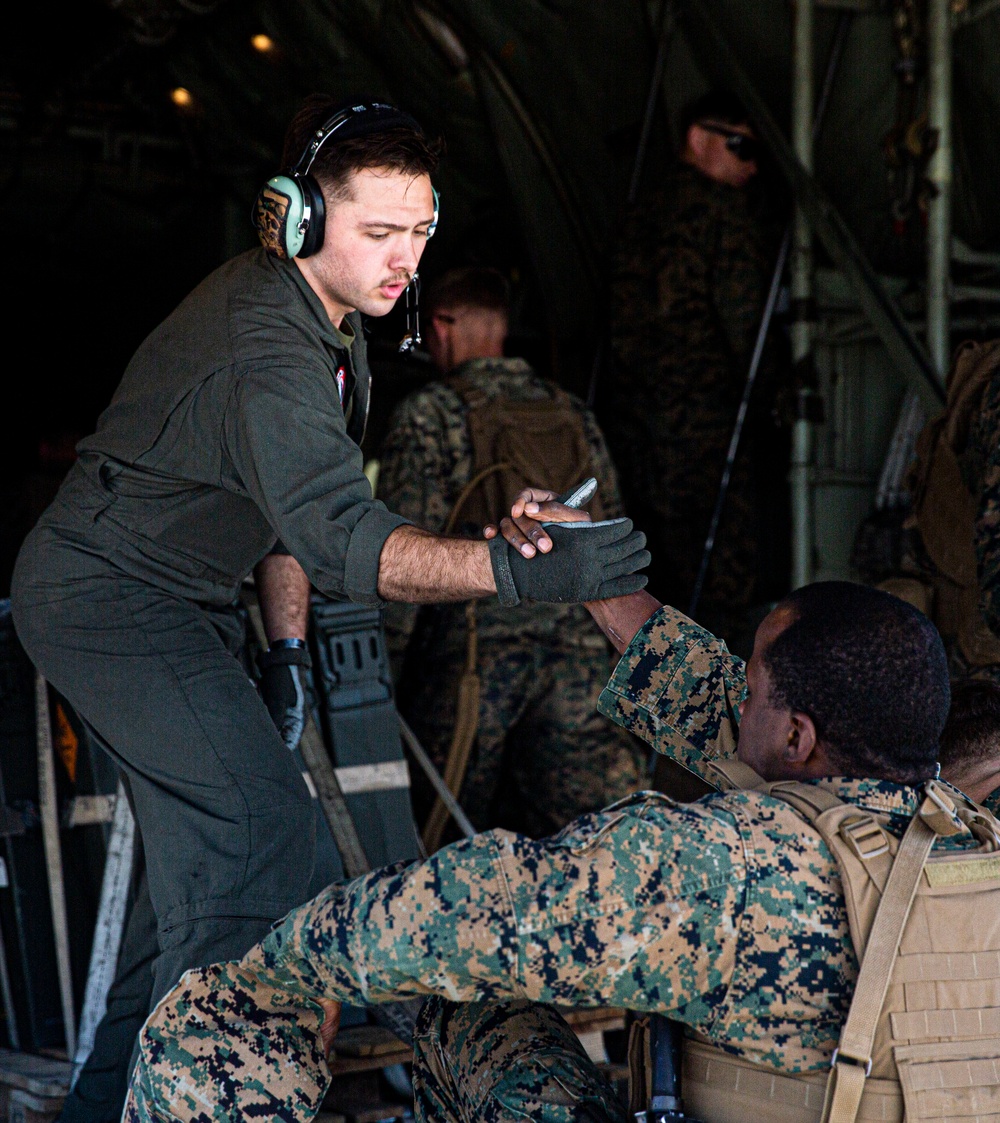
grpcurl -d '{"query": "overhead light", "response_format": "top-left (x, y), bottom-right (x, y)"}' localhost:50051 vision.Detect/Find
top-left (251, 33), bottom-right (275, 53)
top-left (170, 87), bottom-right (194, 109)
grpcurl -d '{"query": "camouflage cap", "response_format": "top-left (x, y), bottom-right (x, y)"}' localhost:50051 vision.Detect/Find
top-left (122, 952), bottom-right (330, 1123)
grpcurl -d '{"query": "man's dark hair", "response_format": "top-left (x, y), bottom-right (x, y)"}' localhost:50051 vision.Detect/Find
top-left (281, 94), bottom-right (442, 201)
top-left (680, 89), bottom-right (751, 135)
top-left (424, 266), bottom-right (511, 321)
top-left (939, 678), bottom-right (1000, 774)
top-left (762, 581), bottom-right (950, 783)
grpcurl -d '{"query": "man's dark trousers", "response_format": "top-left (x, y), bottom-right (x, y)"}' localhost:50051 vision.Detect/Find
top-left (13, 526), bottom-right (317, 1119)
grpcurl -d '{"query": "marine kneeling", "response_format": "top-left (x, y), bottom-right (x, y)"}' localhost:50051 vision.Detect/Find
top-left (125, 581), bottom-right (1000, 1123)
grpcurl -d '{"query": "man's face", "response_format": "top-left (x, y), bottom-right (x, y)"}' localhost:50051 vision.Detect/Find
top-left (686, 121), bottom-right (759, 189)
top-left (309, 166), bottom-right (435, 323)
top-left (736, 605), bottom-right (798, 780)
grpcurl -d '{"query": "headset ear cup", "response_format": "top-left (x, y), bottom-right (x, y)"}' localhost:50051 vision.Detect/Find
top-left (296, 175), bottom-right (326, 259)
top-left (254, 175), bottom-right (306, 259)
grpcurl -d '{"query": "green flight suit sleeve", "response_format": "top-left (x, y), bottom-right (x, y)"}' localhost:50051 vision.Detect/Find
top-left (597, 605), bottom-right (746, 784)
top-left (223, 361), bottom-right (410, 606)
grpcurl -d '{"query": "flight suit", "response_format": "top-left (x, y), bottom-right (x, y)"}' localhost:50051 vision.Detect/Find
top-left (11, 249), bottom-right (407, 1076)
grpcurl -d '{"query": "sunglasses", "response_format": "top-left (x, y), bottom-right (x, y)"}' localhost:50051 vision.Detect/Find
top-left (698, 122), bottom-right (760, 163)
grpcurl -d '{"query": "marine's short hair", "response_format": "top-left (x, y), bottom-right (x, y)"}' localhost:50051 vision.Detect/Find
top-left (680, 89), bottom-right (752, 135)
top-left (281, 94), bottom-right (442, 202)
top-left (939, 678), bottom-right (1000, 774)
top-left (424, 266), bottom-right (511, 321)
top-left (763, 581), bottom-right (950, 784)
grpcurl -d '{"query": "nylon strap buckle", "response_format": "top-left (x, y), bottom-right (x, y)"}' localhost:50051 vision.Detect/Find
top-left (839, 814), bottom-right (890, 861)
top-left (830, 1047), bottom-right (872, 1078)
top-left (920, 781), bottom-right (967, 837)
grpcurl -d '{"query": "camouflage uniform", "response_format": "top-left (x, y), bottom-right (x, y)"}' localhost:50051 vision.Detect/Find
top-left (608, 163), bottom-right (777, 632)
top-left (123, 604), bottom-right (990, 1123)
top-left (963, 360), bottom-right (1000, 680)
top-left (378, 356), bottom-right (645, 837)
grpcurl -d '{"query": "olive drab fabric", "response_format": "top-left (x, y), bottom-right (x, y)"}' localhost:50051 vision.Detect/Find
top-left (900, 339), bottom-right (1000, 678)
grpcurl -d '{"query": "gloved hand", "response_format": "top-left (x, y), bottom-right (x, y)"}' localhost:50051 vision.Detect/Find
top-left (488, 518), bottom-right (649, 607)
top-left (257, 641), bottom-right (311, 752)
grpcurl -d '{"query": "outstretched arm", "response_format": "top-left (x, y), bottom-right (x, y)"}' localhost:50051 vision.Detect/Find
top-left (376, 526), bottom-right (495, 602)
top-left (585, 591), bottom-right (663, 653)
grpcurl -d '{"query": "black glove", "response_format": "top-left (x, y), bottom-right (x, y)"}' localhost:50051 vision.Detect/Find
top-left (489, 518), bottom-right (650, 607)
top-left (257, 643), bottom-right (311, 752)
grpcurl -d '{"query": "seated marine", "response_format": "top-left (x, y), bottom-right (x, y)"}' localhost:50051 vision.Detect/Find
top-left (124, 580), bottom-right (1000, 1123)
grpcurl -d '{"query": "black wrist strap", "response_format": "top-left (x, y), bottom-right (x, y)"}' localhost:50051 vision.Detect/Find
top-left (258, 644), bottom-right (311, 672)
top-left (488, 535), bottom-right (521, 607)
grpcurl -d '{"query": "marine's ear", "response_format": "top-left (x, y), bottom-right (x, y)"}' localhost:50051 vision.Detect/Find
top-left (784, 711), bottom-right (818, 765)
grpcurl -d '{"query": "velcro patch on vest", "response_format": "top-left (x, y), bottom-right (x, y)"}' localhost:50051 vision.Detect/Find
top-left (895, 950), bottom-right (1000, 981)
top-left (891, 1005), bottom-right (1000, 1042)
top-left (924, 853), bottom-right (1000, 886)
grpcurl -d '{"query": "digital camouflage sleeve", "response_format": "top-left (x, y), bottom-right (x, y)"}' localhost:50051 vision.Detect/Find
top-left (123, 607), bottom-right (874, 1122)
top-left (123, 605), bottom-right (1000, 1123)
top-left (597, 603), bottom-right (747, 785)
top-left (972, 365), bottom-right (1000, 640)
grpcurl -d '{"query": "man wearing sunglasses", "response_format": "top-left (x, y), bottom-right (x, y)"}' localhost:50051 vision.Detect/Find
top-left (608, 89), bottom-right (780, 646)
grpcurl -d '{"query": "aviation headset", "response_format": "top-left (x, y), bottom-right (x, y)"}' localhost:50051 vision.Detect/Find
top-left (253, 100), bottom-right (440, 260)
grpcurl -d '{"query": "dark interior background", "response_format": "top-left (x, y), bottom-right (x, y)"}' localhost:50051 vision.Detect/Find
top-left (3, 0), bottom-right (998, 592)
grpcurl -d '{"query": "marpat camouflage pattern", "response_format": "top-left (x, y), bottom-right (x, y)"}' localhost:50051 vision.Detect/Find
top-left (124, 605), bottom-right (988, 1121)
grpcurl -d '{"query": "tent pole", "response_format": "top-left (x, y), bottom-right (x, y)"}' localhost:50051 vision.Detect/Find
top-left (927, 0), bottom-right (953, 381)
top-left (790, 0), bottom-right (816, 590)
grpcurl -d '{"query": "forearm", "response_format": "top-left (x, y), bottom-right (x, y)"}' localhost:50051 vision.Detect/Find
top-left (377, 525), bottom-right (495, 603)
top-left (586, 591), bottom-right (663, 654)
top-left (254, 553), bottom-right (312, 642)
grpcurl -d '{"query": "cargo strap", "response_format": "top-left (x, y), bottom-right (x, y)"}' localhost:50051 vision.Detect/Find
top-left (73, 780), bottom-right (135, 1084)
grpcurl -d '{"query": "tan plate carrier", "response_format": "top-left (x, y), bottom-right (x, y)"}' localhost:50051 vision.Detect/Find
top-left (633, 760), bottom-right (1000, 1123)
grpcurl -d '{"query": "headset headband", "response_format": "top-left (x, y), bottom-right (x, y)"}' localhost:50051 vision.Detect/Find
top-left (292, 102), bottom-right (426, 177)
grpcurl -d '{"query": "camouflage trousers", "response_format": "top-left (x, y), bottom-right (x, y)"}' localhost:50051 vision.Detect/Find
top-left (399, 637), bottom-right (646, 839)
top-left (412, 996), bottom-right (626, 1123)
